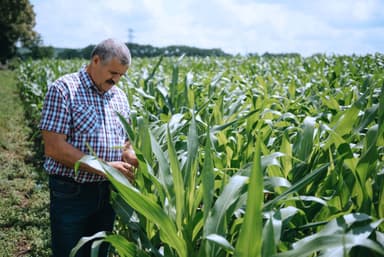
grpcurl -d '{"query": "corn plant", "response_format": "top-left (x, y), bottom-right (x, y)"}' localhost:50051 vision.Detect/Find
top-left (16, 54), bottom-right (384, 256)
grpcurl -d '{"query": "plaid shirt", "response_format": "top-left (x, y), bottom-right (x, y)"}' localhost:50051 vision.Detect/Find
top-left (39, 66), bottom-right (130, 183)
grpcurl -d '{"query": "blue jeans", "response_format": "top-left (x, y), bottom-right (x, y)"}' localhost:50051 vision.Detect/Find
top-left (49, 175), bottom-right (115, 257)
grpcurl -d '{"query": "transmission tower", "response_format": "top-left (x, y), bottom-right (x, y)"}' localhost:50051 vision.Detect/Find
top-left (128, 28), bottom-right (134, 43)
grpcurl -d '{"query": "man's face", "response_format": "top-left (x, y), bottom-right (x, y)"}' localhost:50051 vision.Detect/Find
top-left (91, 56), bottom-right (128, 93)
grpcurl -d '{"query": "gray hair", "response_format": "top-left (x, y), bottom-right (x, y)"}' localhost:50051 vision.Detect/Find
top-left (91, 38), bottom-right (131, 66)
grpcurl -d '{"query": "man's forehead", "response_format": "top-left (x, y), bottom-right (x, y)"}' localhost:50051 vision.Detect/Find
top-left (104, 58), bottom-right (128, 72)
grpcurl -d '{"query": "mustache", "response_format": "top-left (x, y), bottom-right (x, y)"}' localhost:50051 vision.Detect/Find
top-left (106, 79), bottom-right (115, 85)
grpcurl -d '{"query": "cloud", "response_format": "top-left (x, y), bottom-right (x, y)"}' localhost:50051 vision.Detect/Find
top-left (33, 0), bottom-right (135, 47)
top-left (31, 0), bottom-right (384, 55)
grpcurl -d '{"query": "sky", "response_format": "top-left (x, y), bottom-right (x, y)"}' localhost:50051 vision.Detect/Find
top-left (30, 0), bottom-right (384, 56)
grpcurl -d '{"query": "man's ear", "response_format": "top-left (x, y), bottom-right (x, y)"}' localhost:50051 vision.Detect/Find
top-left (92, 55), bottom-right (100, 65)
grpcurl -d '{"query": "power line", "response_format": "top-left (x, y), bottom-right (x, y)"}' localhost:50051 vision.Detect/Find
top-left (128, 28), bottom-right (134, 43)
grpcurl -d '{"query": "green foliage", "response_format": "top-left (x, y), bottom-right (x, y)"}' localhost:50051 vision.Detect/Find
top-left (0, 0), bottom-right (38, 63)
top-left (53, 43), bottom-right (230, 59)
top-left (57, 48), bottom-right (83, 59)
top-left (274, 213), bottom-right (384, 257)
top-left (17, 35), bottom-right (55, 60)
top-left (17, 54), bottom-right (384, 256)
top-left (235, 139), bottom-right (263, 257)
top-left (127, 43), bottom-right (230, 57)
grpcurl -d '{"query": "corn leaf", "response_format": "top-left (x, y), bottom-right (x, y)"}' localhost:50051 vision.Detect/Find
top-left (78, 156), bottom-right (188, 257)
top-left (235, 138), bottom-right (263, 257)
top-left (166, 125), bottom-right (185, 232)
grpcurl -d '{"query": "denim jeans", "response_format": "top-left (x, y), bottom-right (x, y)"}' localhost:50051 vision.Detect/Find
top-left (49, 175), bottom-right (115, 257)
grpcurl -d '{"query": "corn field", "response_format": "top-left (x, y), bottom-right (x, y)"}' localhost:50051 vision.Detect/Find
top-left (17, 54), bottom-right (384, 257)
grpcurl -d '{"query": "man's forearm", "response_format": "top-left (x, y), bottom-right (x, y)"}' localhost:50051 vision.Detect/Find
top-left (45, 139), bottom-right (105, 177)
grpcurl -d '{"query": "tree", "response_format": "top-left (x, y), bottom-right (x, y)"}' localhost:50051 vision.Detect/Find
top-left (0, 0), bottom-right (38, 64)
top-left (29, 45), bottom-right (55, 59)
top-left (57, 48), bottom-right (81, 59)
top-left (23, 34), bottom-right (54, 59)
top-left (80, 45), bottom-right (95, 59)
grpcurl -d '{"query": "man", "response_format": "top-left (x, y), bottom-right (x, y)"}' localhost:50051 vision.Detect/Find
top-left (39, 38), bottom-right (138, 257)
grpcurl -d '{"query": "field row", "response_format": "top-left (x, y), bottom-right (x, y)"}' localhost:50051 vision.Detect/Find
top-left (17, 54), bottom-right (384, 256)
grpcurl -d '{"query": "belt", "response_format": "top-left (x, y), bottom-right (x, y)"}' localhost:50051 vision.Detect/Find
top-left (49, 174), bottom-right (109, 185)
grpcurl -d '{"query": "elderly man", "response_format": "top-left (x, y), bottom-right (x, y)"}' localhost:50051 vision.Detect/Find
top-left (40, 38), bottom-right (138, 257)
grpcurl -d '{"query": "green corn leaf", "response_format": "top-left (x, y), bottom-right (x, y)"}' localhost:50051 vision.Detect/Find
top-left (274, 235), bottom-right (384, 257)
top-left (135, 87), bottom-right (156, 100)
top-left (262, 214), bottom-right (276, 257)
top-left (78, 157), bottom-right (188, 257)
top-left (355, 104), bottom-right (378, 133)
top-left (185, 111), bottom-right (199, 213)
top-left (264, 163), bottom-right (329, 210)
top-left (235, 138), bottom-right (263, 257)
top-left (104, 235), bottom-right (139, 257)
top-left (205, 234), bottom-right (234, 253)
top-left (378, 83), bottom-right (384, 145)
top-left (90, 239), bottom-right (103, 257)
top-left (274, 213), bottom-right (384, 257)
top-left (321, 95), bottom-right (340, 110)
top-left (150, 130), bottom-right (174, 203)
top-left (202, 125), bottom-right (215, 222)
top-left (264, 206), bottom-right (299, 248)
top-left (110, 190), bottom-right (135, 224)
top-left (356, 124), bottom-right (379, 182)
top-left (111, 189), bottom-right (164, 256)
top-left (264, 176), bottom-right (292, 191)
top-left (107, 167), bottom-right (187, 257)
top-left (169, 60), bottom-right (180, 113)
top-left (211, 109), bottom-right (259, 132)
top-left (105, 234), bottom-right (153, 257)
top-left (355, 124), bottom-right (379, 212)
top-left (116, 111), bottom-right (135, 142)
top-left (332, 95), bottom-right (366, 137)
top-left (280, 133), bottom-right (292, 178)
top-left (204, 175), bottom-right (248, 256)
top-left (293, 116), bottom-right (316, 162)
top-left (70, 231), bottom-right (107, 257)
top-left (137, 116), bottom-right (153, 162)
top-left (166, 125), bottom-right (185, 232)
top-left (144, 55), bottom-right (163, 87)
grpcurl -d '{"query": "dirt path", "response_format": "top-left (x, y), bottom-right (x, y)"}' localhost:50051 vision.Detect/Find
top-left (0, 69), bottom-right (51, 257)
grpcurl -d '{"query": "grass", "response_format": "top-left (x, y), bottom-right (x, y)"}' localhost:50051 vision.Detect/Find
top-left (0, 69), bottom-right (51, 257)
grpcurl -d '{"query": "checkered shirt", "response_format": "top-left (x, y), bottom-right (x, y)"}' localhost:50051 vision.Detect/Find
top-left (39, 66), bottom-right (130, 183)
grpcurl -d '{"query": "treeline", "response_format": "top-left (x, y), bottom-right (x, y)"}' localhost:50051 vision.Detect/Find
top-left (18, 42), bottom-right (231, 60)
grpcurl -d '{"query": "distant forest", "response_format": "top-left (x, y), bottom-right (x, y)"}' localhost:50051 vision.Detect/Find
top-left (17, 42), bottom-right (232, 60)
top-left (18, 42), bottom-right (302, 60)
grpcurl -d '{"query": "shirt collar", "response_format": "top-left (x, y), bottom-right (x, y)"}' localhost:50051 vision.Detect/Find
top-left (79, 65), bottom-right (114, 98)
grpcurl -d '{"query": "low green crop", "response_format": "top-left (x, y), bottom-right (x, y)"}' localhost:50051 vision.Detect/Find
top-left (17, 54), bottom-right (384, 257)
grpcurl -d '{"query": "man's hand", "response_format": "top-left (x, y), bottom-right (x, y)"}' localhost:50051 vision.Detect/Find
top-left (108, 161), bottom-right (135, 182)
top-left (122, 141), bottom-right (139, 168)
top-left (42, 131), bottom-right (138, 182)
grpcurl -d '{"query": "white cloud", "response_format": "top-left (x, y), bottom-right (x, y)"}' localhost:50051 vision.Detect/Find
top-left (33, 0), bottom-right (135, 47)
top-left (100, 0), bottom-right (134, 14)
top-left (218, 0), bottom-right (286, 29)
top-left (30, 0), bottom-right (384, 55)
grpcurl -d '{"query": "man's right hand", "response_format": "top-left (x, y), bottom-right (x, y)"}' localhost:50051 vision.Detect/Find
top-left (122, 141), bottom-right (139, 168)
top-left (108, 161), bottom-right (135, 182)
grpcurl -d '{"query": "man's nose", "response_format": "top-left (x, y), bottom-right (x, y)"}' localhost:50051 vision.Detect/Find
top-left (111, 74), bottom-right (121, 83)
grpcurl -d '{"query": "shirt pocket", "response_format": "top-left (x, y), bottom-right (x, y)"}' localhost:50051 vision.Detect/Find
top-left (72, 104), bottom-right (100, 135)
